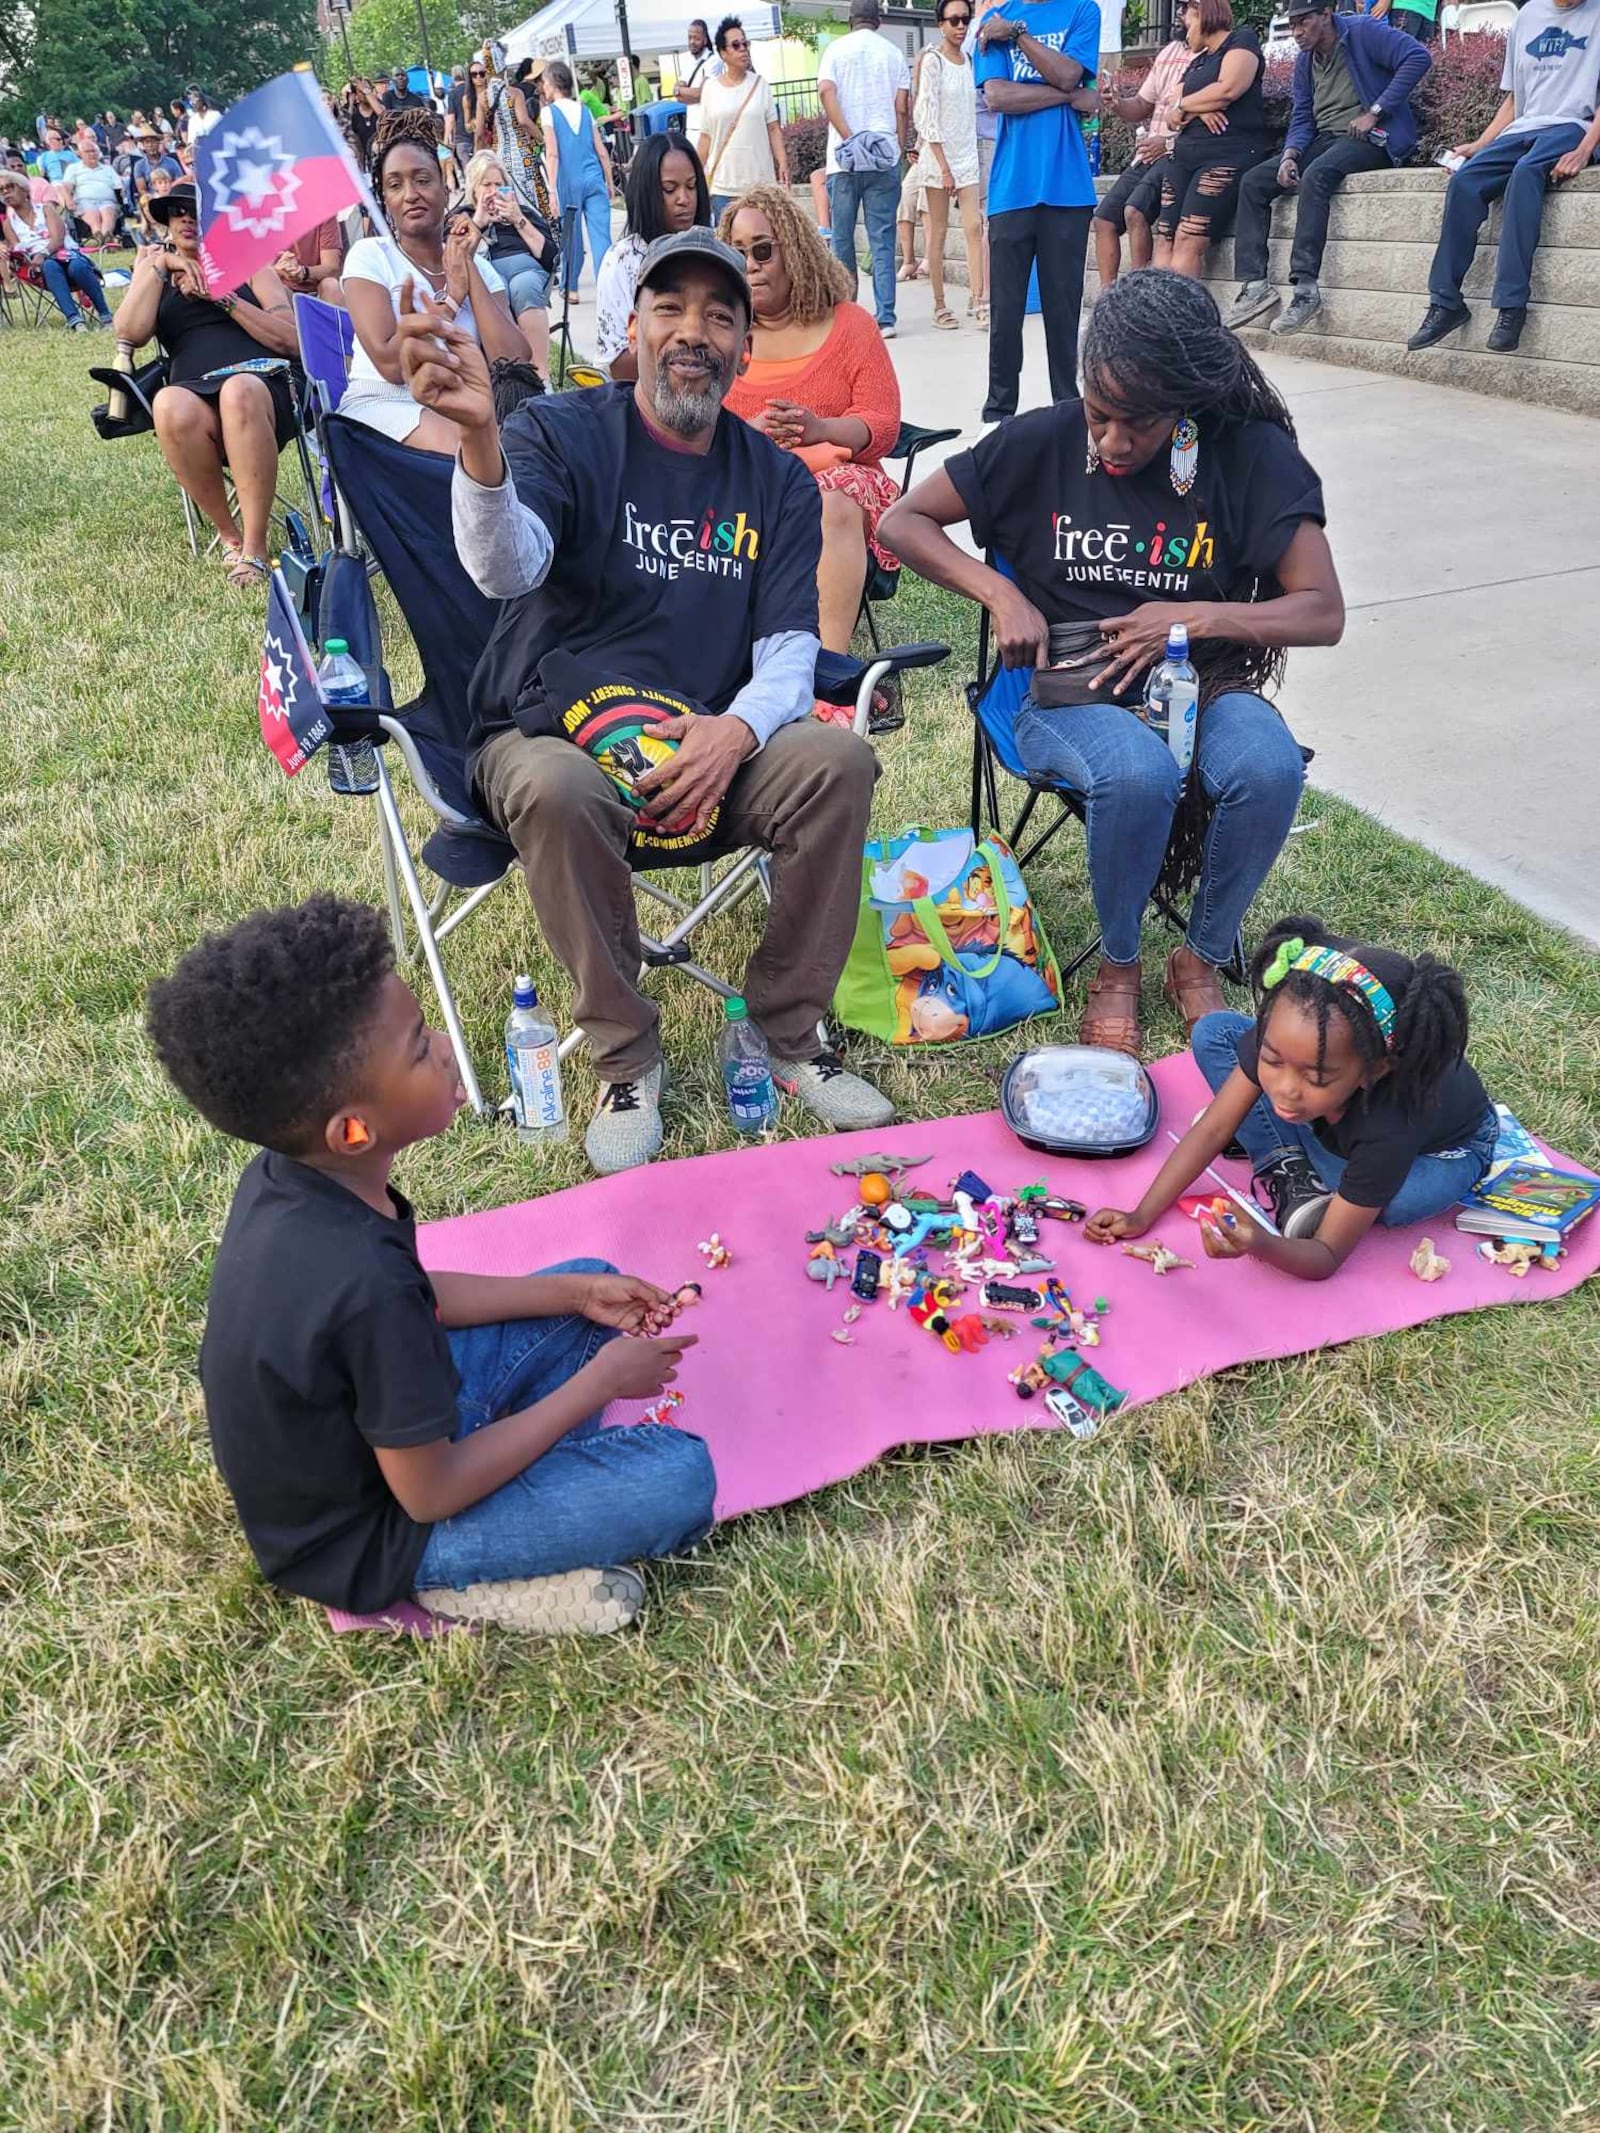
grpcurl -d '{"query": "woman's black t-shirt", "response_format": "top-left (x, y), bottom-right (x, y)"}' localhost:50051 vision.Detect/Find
top-left (946, 399), bottom-right (1324, 634)
top-left (1177, 27), bottom-right (1267, 148)
top-left (1233, 934), bottom-right (1494, 1209)
top-left (156, 279), bottom-right (268, 386)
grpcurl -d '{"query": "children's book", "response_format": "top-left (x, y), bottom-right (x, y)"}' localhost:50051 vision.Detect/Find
top-left (1484, 1103), bottom-right (1542, 1178)
top-left (1455, 1159), bottom-right (1600, 1243)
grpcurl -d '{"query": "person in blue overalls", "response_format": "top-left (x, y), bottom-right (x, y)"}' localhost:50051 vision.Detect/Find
top-left (539, 59), bottom-right (617, 299)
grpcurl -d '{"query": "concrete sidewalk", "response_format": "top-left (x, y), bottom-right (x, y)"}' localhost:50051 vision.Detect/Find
top-left (875, 279), bottom-right (1600, 947)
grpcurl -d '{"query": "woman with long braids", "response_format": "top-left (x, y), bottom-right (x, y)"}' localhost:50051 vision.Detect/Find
top-left (881, 268), bottom-right (1344, 1056)
top-left (340, 109), bottom-right (526, 451)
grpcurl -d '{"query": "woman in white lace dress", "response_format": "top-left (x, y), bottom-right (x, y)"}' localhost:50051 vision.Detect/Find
top-left (915, 0), bottom-right (986, 328)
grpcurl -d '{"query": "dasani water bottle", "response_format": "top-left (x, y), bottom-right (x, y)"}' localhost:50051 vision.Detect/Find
top-left (718, 996), bottom-right (777, 1135)
top-left (505, 976), bottom-right (567, 1144)
top-left (316, 637), bottom-right (379, 796)
top-left (1143, 623), bottom-right (1199, 776)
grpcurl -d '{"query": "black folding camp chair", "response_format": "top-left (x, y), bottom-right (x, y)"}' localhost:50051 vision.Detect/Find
top-left (857, 419), bottom-right (962, 654)
top-left (316, 412), bottom-right (949, 1115)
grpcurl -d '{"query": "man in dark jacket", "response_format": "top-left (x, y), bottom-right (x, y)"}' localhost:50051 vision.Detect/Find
top-left (1226, 0), bottom-right (1430, 334)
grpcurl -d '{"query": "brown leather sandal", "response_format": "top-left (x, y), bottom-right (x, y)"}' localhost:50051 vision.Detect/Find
top-left (1164, 945), bottom-right (1226, 1031)
top-left (1079, 957), bottom-right (1142, 1057)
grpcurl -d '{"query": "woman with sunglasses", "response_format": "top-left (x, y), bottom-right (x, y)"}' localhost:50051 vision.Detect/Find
top-left (692, 16), bottom-right (788, 221)
top-left (721, 186), bottom-right (902, 676)
top-left (592, 133), bottom-right (710, 378)
top-left (112, 180), bottom-right (301, 590)
top-left (914, 0), bottom-right (985, 328)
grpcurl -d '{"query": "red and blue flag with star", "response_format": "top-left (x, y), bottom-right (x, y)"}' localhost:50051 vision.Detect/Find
top-left (259, 567), bottom-right (334, 776)
top-left (195, 69), bottom-right (381, 295)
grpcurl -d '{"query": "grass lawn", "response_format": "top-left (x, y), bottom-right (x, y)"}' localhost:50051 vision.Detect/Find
top-left (3, 312), bottom-right (1599, 2133)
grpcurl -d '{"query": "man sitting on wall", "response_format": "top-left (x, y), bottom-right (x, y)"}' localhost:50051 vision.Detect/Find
top-left (1226, 0), bottom-right (1430, 338)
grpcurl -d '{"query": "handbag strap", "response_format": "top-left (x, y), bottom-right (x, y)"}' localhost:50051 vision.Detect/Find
top-left (704, 75), bottom-right (764, 188)
top-left (909, 838), bottom-right (1015, 983)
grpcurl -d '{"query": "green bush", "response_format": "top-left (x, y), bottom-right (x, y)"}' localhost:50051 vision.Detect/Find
top-left (783, 116), bottom-right (829, 183)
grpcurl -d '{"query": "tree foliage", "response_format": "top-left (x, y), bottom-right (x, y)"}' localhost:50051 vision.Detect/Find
top-left (1, 0), bottom-right (319, 133)
top-left (324, 0), bottom-right (497, 88)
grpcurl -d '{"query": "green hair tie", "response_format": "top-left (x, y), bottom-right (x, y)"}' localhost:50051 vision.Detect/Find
top-left (1262, 936), bottom-right (1305, 989)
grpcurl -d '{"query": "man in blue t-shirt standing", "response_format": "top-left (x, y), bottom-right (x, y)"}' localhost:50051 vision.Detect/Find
top-left (973, 0), bottom-right (1101, 421)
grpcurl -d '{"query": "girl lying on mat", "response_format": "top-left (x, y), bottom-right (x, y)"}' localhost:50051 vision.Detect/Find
top-left (145, 896), bottom-right (714, 1637)
top-left (1086, 915), bottom-right (1498, 1280)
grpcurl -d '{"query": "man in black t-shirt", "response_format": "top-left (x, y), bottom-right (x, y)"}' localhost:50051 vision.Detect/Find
top-left (394, 226), bottom-right (895, 1177)
top-left (146, 896), bottom-right (714, 1635)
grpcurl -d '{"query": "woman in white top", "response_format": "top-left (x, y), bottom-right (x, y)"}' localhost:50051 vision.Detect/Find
top-left (693, 16), bottom-right (788, 220)
top-left (915, 0), bottom-right (986, 328)
top-left (340, 111), bottom-right (525, 450)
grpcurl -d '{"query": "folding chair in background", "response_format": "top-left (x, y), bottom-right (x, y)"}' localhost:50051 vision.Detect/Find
top-left (967, 559), bottom-right (1314, 986)
top-left (315, 411), bottom-right (949, 1115)
top-left (857, 420), bottom-right (962, 654)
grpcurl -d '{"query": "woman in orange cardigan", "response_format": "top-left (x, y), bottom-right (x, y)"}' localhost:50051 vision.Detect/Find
top-left (720, 185), bottom-right (902, 673)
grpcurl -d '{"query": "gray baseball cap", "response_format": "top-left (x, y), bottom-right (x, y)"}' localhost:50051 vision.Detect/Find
top-left (635, 226), bottom-right (751, 315)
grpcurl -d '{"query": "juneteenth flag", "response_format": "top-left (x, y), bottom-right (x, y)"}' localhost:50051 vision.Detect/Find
top-left (259, 567), bottom-right (334, 777)
top-left (194, 68), bottom-right (382, 295)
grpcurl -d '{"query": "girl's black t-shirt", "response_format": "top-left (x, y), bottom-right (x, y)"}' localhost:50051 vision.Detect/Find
top-left (1177, 27), bottom-right (1268, 146)
top-left (946, 398), bottom-right (1324, 631)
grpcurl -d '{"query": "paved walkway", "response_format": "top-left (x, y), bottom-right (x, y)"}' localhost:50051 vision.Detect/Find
top-left (876, 277), bottom-right (1600, 947)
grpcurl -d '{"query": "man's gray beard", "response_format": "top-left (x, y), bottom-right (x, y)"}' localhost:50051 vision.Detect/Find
top-left (653, 366), bottom-right (728, 435)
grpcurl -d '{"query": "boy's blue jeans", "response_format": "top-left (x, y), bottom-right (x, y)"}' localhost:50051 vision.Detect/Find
top-left (413, 1259), bottom-right (715, 1591)
top-left (1192, 1011), bottom-right (1498, 1228)
top-left (1014, 690), bottom-right (1305, 967)
top-left (1428, 123), bottom-right (1587, 312)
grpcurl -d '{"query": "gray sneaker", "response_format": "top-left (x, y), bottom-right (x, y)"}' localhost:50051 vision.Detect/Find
top-left (417, 1564), bottom-right (645, 1635)
top-left (1226, 280), bottom-right (1279, 331)
top-left (1271, 283), bottom-right (1323, 336)
top-left (772, 1049), bottom-right (895, 1131)
top-left (585, 1061), bottom-right (666, 1175)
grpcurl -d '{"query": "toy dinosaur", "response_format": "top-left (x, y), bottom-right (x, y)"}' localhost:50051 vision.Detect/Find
top-left (830, 1152), bottom-right (934, 1179)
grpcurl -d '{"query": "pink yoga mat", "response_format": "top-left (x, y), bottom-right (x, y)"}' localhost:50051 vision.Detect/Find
top-left (415, 1054), bottom-right (1599, 1524)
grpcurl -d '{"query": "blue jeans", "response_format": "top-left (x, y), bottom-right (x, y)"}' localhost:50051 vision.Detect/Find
top-left (561, 183), bottom-right (613, 295)
top-left (1192, 1010), bottom-right (1498, 1226)
top-left (1428, 123), bottom-right (1586, 311)
top-left (42, 250), bottom-right (111, 324)
top-left (412, 1258), bottom-right (715, 1591)
top-left (828, 165), bottom-right (900, 328)
top-left (1013, 689), bottom-right (1305, 967)
top-left (499, 251), bottom-right (553, 316)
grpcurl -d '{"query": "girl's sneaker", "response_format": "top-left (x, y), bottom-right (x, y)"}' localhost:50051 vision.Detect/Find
top-left (416, 1565), bottom-right (645, 1635)
top-left (1251, 1149), bottom-right (1331, 1239)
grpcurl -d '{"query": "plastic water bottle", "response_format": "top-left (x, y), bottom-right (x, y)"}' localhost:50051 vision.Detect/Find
top-left (505, 975), bottom-right (567, 1145)
top-left (316, 637), bottom-right (379, 796)
top-left (1143, 623), bottom-right (1199, 776)
top-left (718, 996), bottom-right (777, 1136)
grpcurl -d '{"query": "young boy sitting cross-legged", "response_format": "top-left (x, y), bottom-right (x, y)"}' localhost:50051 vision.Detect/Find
top-left (146, 895), bottom-right (715, 1635)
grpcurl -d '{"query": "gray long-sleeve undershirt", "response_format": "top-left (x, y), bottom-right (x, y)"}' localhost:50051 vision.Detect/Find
top-left (451, 453), bottom-right (819, 750)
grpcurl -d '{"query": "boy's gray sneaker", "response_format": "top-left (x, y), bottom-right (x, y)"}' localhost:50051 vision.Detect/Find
top-left (417, 1565), bottom-right (645, 1635)
top-left (585, 1061), bottom-right (666, 1175)
top-left (1226, 280), bottom-right (1278, 330)
top-left (772, 1049), bottom-right (895, 1131)
top-left (1271, 283), bottom-right (1323, 336)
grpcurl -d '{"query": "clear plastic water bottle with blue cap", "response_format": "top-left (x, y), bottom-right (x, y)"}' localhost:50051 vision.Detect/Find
top-left (718, 996), bottom-right (777, 1135)
top-left (505, 975), bottom-right (567, 1145)
top-left (1143, 622), bottom-right (1199, 776)
top-left (316, 638), bottom-right (379, 796)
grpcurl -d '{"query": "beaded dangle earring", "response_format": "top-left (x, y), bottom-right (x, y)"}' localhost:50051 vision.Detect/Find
top-left (1169, 414), bottom-right (1199, 496)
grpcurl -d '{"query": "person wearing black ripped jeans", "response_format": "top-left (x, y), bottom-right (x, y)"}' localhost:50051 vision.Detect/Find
top-left (1228, 0), bottom-right (1430, 337)
top-left (1154, 0), bottom-right (1272, 280)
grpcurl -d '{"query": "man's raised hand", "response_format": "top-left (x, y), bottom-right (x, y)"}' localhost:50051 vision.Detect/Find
top-left (395, 279), bottom-right (495, 435)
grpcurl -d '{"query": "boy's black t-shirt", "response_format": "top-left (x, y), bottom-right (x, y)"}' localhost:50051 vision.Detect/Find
top-left (468, 386), bottom-right (823, 772)
top-left (1233, 935), bottom-right (1494, 1209)
top-left (947, 401), bottom-right (1324, 632)
top-left (199, 1153), bottom-right (458, 1611)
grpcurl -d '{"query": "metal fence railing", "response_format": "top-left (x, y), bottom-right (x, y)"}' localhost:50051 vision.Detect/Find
top-left (772, 78), bottom-right (822, 125)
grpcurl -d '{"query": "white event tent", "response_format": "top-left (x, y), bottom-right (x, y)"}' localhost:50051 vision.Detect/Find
top-left (500, 0), bottom-right (781, 63)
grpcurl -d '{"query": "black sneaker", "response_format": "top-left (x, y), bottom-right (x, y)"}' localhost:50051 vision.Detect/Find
top-left (1407, 301), bottom-right (1470, 352)
top-left (1251, 1148), bottom-right (1331, 1238)
top-left (1486, 305), bottom-right (1527, 353)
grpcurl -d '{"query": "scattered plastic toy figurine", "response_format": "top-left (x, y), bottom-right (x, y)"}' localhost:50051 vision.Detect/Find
top-left (1121, 1240), bottom-right (1194, 1276)
top-left (982, 1280), bottom-right (1042, 1313)
top-left (698, 1233), bottom-right (732, 1269)
top-left (637, 1281), bottom-right (702, 1335)
top-left (1477, 1238), bottom-right (1558, 1277)
top-left (830, 1152), bottom-right (933, 1180)
top-left (851, 1250), bottom-right (882, 1301)
top-left (1018, 1183), bottom-right (1088, 1224)
top-left (806, 1255), bottom-right (851, 1290)
top-left (641, 1389), bottom-right (685, 1426)
top-left (1408, 1236), bottom-right (1451, 1282)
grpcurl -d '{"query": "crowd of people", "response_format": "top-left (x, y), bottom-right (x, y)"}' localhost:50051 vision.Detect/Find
top-left (16, 16), bottom-right (1579, 1642)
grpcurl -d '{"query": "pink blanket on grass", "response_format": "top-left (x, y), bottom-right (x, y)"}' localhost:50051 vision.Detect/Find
top-left (327, 1056), bottom-right (1596, 1634)
top-left (426, 1055), bottom-right (1598, 1510)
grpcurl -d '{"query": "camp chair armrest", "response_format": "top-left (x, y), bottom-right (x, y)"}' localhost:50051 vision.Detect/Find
top-left (375, 714), bottom-right (480, 830)
top-left (813, 641), bottom-right (950, 707)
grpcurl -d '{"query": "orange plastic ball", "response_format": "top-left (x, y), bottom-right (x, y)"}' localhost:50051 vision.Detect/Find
top-left (859, 1172), bottom-right (892, 1206)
